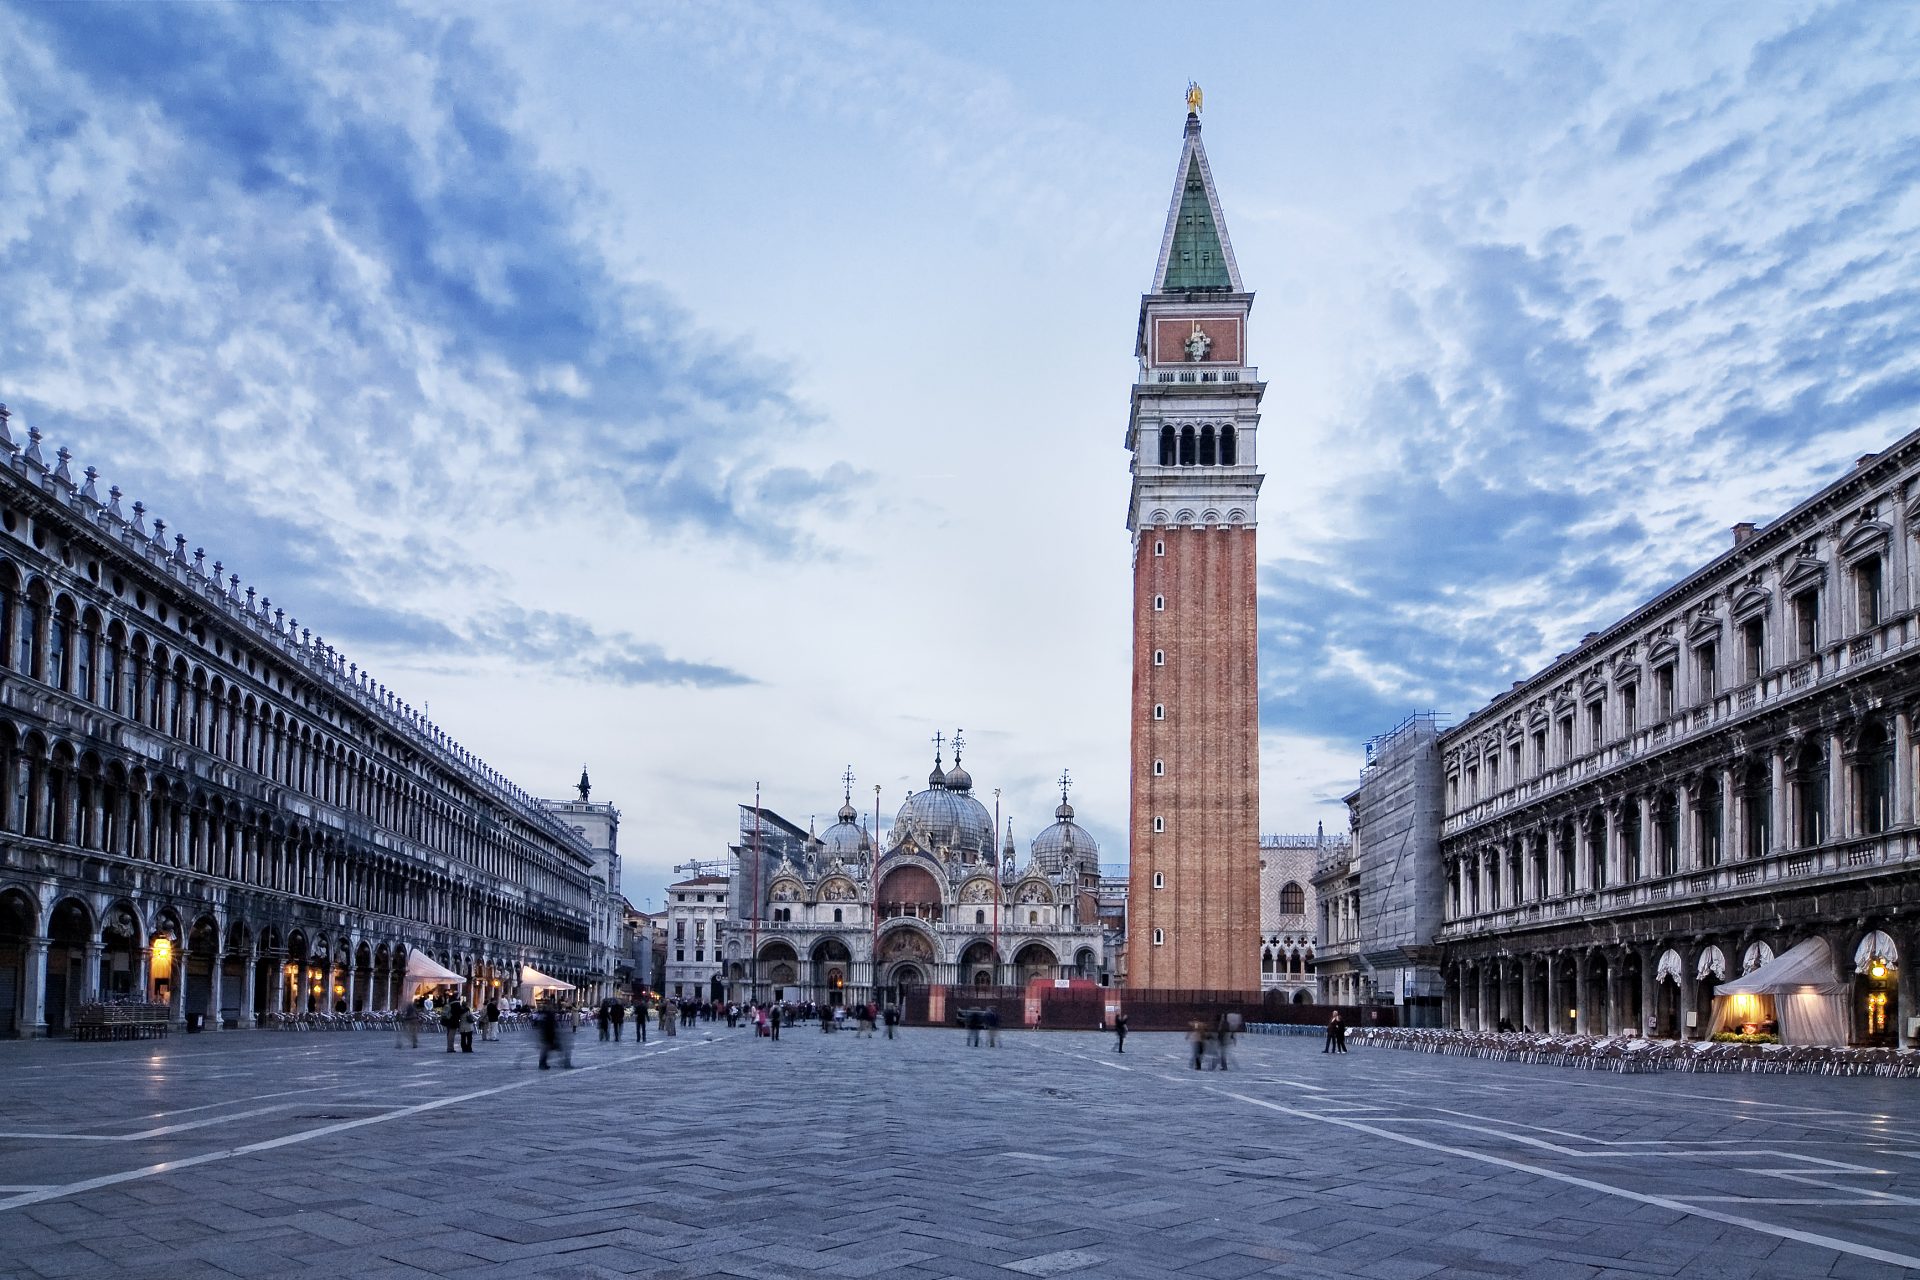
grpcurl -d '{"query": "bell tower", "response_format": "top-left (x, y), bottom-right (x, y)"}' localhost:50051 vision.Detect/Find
top-left (1125, 89), bottom-right (1263, 991)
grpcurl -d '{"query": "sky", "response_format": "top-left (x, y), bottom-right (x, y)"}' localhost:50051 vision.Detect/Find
top-left (3, 2), bottom-right (1918, 906)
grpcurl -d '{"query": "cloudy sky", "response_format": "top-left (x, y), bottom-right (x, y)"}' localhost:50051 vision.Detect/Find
top-left (3, 2), bottom-right (1917, 904)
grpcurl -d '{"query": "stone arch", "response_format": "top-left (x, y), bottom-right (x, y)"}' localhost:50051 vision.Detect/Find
top-left (1012, 941), bottom-right (1057, 986)
top-left (0, 884), bottom-right (39, 1035)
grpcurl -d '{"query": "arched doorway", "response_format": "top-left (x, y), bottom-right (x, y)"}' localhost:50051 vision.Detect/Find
top-left (1695, 944), bottom-right (1729, 1038)
top-left (45, 898), bottom-right (92, 1035)
top-left (1013, 942), bottom-right (1057, 988)
top-left (1074, 947), bottom-right (1098, 981)
top-left (757, 942), bottom-right (798, 1003)
top-left (1854, 931), bottom-right (1899, 1047)
top-left (877, 926), bottom-right (934, 1004)
top-left (0, 888), bottom-right (36, 1036)
top-left (958, 940), bottom-right (997, 989)
top-left (101, 903), bottom-right (142, 998)
top-left (812, 939), bottom-right (852, 1006)
top-left (1652, 948), bottom-right (1683, 1038)
top-left (185, 916), bottom-right (219, 1025)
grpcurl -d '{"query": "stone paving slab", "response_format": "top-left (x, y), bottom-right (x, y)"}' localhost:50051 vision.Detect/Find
top-left (0, 1027), bottom-right (1916, 1277)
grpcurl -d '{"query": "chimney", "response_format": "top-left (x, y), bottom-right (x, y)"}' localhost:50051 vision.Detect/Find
top-left (1731, 522), bottom-right (1758, 548)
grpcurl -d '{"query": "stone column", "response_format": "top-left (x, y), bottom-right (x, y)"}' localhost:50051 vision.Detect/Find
top-left (1676, 783), bottom-right (1695, 873)
top-left (1894, 709), bottom-right (1914, 828)
top-left (206, 947), bottom-right (224, 1032)
top-left (23, 937), bottom-right (49, 1037)
top-left (344, 956), bottom-right (357, 1014)
top-left (1771, 746), bottom-right (1789, 852)
top-left (133, 944), bottom-right (150, 1001)
top-left (1606, 804), bottom-right (1625, 887)
top-left (271, 957), bottom-right (287, 1014)
top-left (1727, 766), bottom-right (1745, 865)
top-left (1544, 953), bottom-right (1560, 1033)
top-left (1636, 794), bottom-right (1654, 880)
top-left (1828, 728), bottom-right (1847, 842)
top-left (1519, 958), bottom-right (1534, 1031)
top-left (81, 941), bottom-right (103, 1002)
top-left (1638, 946), bottom-right (1658, 1038)
top-left (169, 950), bottom-right (186, 1027)
top-left (1574, 951), bottom-right (1591, 1035)
top-left (1899, 929), bottom-right (1917, 1050)
top-left (241, 947), bottom-right (258, 1028)
top-left (1574, 819), bottom-right (1592, 892)
top-left (1680, 959), bottom-right (1698, 1041)
top-left (1477, 964), bottom-right (1492, 1031)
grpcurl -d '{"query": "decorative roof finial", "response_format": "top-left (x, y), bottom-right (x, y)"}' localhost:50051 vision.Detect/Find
top-left (1186, 81), bottom-right (1202, 117)
top-left (1058, 768), bottom-right (1073, 804)
top-left (951, 727), bottom-right (964, 766)
top-left (841, 764), bottom-right (855, 806)
top-left (930, 729), bottom-right (944, 763)
top-left (0, 404), bottom-right (12, 451)
top-left (578, 765), bottom-right (591, 802)
top-left (53, 447), bottom-right (73, 484)
top-left (23, 427), bottom-right (42, 466)
top-left (81, 466), bottom-right (98, 501)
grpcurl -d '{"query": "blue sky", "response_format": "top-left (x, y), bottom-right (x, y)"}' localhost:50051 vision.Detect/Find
top-left (3, 2), bottom-right (1917, 901)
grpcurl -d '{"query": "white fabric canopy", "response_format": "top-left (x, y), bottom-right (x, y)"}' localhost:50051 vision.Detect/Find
top-left (1708, 937), bottom-right (1849, 1044)
top-left (402, 950), bottom-right (466, 993)
top-left (517, 966), bottom-right (575, 1002)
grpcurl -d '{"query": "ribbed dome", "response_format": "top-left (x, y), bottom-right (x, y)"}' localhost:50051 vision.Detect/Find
top-left (822, 815), bottom-right (869, 858)
top-left (837, 801), bottom-right (858, 823)
top-left (945, 762), bottom-right (973, 792)
top-left (893, 784), bottom-right (996, 861)
top-left (1029, 810), bottom-right (1099, 876)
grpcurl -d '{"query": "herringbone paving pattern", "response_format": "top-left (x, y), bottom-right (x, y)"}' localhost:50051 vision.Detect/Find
top-left (0, 1024), bottom-right (1915, 1278)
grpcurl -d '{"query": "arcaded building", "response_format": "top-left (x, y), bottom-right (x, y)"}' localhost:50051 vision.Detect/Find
top-left (1258, 832), bottom-right (1324, 1003)
top-left (1438, 434), bottom-right (1920, 1046)
top-left (0, 408), bottom-right (597, 1035)
top-left (1125, 95), bottom-right (1265, 991)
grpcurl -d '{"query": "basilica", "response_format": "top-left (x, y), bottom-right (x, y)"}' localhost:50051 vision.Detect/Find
top-left (718, 741), bottom-right (1107, 1007)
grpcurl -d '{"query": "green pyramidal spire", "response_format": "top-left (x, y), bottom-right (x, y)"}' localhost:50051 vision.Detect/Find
top-left (1151, 111), bottom-right (1242, 293)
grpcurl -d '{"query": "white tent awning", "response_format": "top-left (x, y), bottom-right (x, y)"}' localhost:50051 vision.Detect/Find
top-left (519, 966), bottom-right (575, 993)
top-left (1715, 936), bottom-right (1847, 996)
top-left (402, 950), bottom-right (466, 988)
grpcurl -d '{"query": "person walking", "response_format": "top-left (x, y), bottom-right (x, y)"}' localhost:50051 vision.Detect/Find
top-left (883, 1004), bottom-right (898, 1039)
top-left (985, 1006), bottom-right (1000, 1048)
top-left (442, 998), bottom-right (461, 1053)
top-left (483, 998), bottom-right (501, 1043)
top-left (965, 1007), bottom-right (983, 1048)
top-left (610, 1000), bottom-right (626, 1042)
top-left (770, 1004), bottom-right (782, 1041)
top-left (459, 1003), bottom-right (477, 1053)
top-left (397, 997), bottom-right (421, 1049)
top-left (636, 1000), bottom-right (648, 1043)
top-left (1213, 1014), bottom-right (1231, 1071)
top-left (661, 1000), bottom-right (677, 1037)
top-left (1324, 1012), bottom-right (1343, 1054)
top-left (1334, 1014), bottom-right (1349, 1053)
top-left (1113, 1011), bottom-right (1128, 1054)
top-left (1188, 1019), bottom-right (1208, 1070)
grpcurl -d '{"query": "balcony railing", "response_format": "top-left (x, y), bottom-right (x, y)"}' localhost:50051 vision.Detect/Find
top-left (1439, 829), bottom-right (1918, 938)
top-left (1443, 610), bottom-right (1918, 839)
top-left (1140, 366), bottom-right (1258, 385)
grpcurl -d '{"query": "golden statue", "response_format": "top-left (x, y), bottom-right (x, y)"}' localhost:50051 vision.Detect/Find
top-left (1186, 81), bottom-right (1203, 116)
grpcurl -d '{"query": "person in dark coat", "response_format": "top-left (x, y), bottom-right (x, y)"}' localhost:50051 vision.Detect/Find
top-left (1113, 1011), bottom-right (1128, 1053)
top-left (769, 1004), bottom-right (781, 1040)
top-left (1324, 1012), bottom-right (1343, 1054)
top-left (610, 1000), bottom-right (626, 1042)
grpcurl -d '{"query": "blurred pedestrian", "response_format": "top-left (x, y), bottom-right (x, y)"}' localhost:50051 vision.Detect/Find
top-left (986, 1006), bottom-right (1000, 1048)
top-left (396, 997), bottom-right (421, 1049)
top-left (770, 1004), bottom-right (782, 1041)
top-left (1188, 1019), bottom-right (1208, 1070)
top-left (883, 1004), bottom-right (898, 1039)
top-left (611, 1000), bottom-right (626, 1042)
top-left (1113, 1011), bottom-right (1128, 1053)
top-left (1324, 1012), bottom-right (1342, 1054)
top-left (459, 1003), bottom-right (477, 1053)
top-left (483, 997), bottom-right (501, 1042)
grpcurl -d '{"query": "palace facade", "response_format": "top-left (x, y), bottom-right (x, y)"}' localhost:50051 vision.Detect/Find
top-left (1436, 434), bottom-right (1920, 1046)
top-left (0, 406), bottom-right (598, 1035)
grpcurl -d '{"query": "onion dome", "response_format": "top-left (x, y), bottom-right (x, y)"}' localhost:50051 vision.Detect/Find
top-left (1029, 769), bottom-right (1098, 876)
top-left (893, 782), bottom-right (996, 862)
top-left (823, 773), bottom-right (869, 859)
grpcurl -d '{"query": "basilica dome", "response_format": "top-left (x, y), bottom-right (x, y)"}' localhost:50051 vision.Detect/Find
top-left (1028, 798), bottom-right (1099, 877)
top-left (821, 800), bottom-right (870, 859)
top-left (892, 764), bottom-right (996, 861)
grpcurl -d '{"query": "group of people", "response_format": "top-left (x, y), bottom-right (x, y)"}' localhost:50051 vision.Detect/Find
top-left (1187, 1011), bottom-right (1245, 1070)
top-left (729, 1000), bottom-right (902, 1040)
top-left (391, 993), bottom-right (505, 1052)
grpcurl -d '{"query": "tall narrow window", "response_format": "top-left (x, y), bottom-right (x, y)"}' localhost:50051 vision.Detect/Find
top-left (1696, 643), bottom-right (1717, 699)
top-left (16, 597), bottom-right (38, 677)
top-left (1855, 555), bottom-right (1884, 629)
top-left (1742, 618), bottom-right (1765, 681)
top-left (1152, 928), bottom-right (1164, 945)
top-left (1621, 684), bottom-right (1638, 734)
top-left (1655, 665), bottom-right (1675, 717)
top-left (1742, 761), bottom-right (1771, 860)
top-left (1793, 589), bottom-right (1820, 658)
top-left (1856, 721), bottom-right (1892, 835)
top-left (1586, 701), bottom-right (1604, 747)
top-left (1152, 871), bottom-right (1164, 888)
top-left (1697, 786), bottom-right (1722, 868)
top-left (1179, 426), bottom-right (1196, 466)
top-left (1154, 539), bottom-right (1165, 557)
top-left (1153, 704), bottom-right (1165, 720)
top-left (1158, 426), bottom-right (1175, 466)
top-left (47, 618), bottom-right (67, 690)
top-left (1795, 748), bottom-right (1826, 845)
top-left (1559, 717), bottom-right (1574, 760)
top-left (1153, 649), bottom-right (1165, 666)
top-left (1198, 426), bottom-right (1217, 466)
top-left (1153, 595), bottom-right (1165, 611)
top-left (1152, 759), bottom-right (1165, 776)
top-left (75, 633), bottom-right (93, 702)
top-left (1532, 729), bottom-right (1547, 770)
top-left (1220, 425), bottom-right (1237, 465)
top-left (1152, 816), bottom-right (1165, 833)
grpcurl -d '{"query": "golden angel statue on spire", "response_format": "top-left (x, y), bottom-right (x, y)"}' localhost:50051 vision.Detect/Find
top-left (1186, 81), bottom-right (1203, 116)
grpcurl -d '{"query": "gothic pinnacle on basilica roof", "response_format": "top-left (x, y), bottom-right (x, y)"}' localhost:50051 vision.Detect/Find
top-left (1152, 84), bottom-right (1242, 294)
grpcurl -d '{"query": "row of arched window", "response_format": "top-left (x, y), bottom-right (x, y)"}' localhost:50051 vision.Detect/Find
top-left (1157, 423), bottom-right (1239, 467)
top-left (0, 555), bottom-right (592, 916)
top-left (1448, 718), bottom-right (1905, 919)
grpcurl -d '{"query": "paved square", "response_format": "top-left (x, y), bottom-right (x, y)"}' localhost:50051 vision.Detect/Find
top-left (0, 1025), bottom-right (1916, 1278)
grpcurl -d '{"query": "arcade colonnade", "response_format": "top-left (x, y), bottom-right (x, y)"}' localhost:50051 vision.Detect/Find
top-left (0, 408), bottom-right (597, 1035)
top-left (1445, 923), bottom-right (1914, 1047)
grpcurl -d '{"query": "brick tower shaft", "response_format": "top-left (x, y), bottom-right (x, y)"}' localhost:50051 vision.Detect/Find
top-left (1124, 98), bottom-right (1264, 991)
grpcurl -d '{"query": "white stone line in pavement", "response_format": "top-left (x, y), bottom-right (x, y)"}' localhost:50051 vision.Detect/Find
top-left (0, 1186), bottom-right (52, 1193)
top-left (1743, 1169), bottom-right (1920, 1206)
top-left (0, 1102), bottom-right (316, 1142)
top-left (1683, 1197), bottom-right (1892, 1205)
top-left (0, 1038), bottom-right (712, 1214)
top-left (1217, 1090), bottom-right (1920, 1272)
